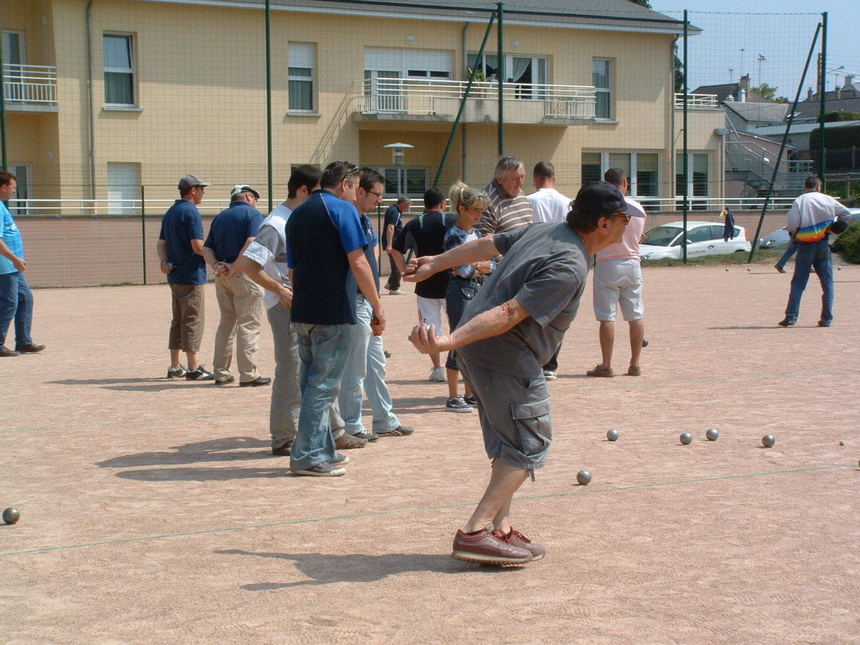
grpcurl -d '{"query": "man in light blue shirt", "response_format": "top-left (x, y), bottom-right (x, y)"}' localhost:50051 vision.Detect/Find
top-left (0, 170), bottom-right (44, 357)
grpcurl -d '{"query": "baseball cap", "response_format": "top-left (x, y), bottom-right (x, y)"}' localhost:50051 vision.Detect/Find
top-left (178, 174), bottom-right (211, 192)
top-left (571, 182), bottom-right (639, 218)
top-left (230, 184), bottom-right (261, 200)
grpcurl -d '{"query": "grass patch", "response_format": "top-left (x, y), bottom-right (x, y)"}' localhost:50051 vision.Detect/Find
top-left (641, 249), bottom-right (783, 267)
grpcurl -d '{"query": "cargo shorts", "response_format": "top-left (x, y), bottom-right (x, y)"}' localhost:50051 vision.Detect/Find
top-left (458, 356), bottom-right (552, 478)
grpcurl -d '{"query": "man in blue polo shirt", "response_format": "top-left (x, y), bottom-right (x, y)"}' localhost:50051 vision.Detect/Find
top-left (285, 161), bottom-right (386, 477)
top-left (203, 184), bottom-right (269, 387)
top-left (0, 170), bottom-right (45, 357)
top-left (157, 174), bottom-right (214, 381)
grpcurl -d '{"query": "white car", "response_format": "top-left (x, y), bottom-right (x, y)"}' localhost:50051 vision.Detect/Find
top-left (640, 221), bottom-right (752, 260)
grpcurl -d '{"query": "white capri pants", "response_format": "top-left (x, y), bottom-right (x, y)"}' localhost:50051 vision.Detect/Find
top-left (593, 259), bottom-right (644, 322)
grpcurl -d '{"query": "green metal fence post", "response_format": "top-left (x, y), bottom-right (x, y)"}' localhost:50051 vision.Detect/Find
top-left (140, 185), bottom-right (147, 285)
top-left (817, 11), bottom-right (827, 184)
top-left (497, 2), bottom-right (504, 157)
top-left (265, 0), bottom-right (274, 212)
top-left (682, 10), bottom-right (688, 264)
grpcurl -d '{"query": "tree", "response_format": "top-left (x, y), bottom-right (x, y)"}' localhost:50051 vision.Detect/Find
top-left (752, 83), bottom-right (788, 103)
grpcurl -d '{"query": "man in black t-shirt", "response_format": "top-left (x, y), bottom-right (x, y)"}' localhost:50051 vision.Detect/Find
top-left (382, 196), bottom-right (410, 294)
top-left (390, 188), bottom-right (455, 381)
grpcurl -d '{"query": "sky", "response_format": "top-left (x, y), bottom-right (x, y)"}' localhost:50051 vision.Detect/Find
top-left (653, 0), bottom-right (859, 97)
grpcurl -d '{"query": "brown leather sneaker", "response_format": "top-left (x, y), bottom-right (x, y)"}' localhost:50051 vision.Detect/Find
top-left (495, 527), bottom-right (546, 561)
top-left (451, 528), bottom-right (533, 566)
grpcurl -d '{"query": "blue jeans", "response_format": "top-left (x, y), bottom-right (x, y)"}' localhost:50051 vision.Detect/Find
top-left (290, 323), bottom-right (352, 470)
top-left (0, 271), bottom-right (34, 348)
top-left (776, 241), bottom-right (797, 269)
top-left (785, 239), bottom-right (834, 323)
top-left (338, 296), bottom-right (400, 434)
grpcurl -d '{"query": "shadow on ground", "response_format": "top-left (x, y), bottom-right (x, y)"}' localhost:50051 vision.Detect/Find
top-left (49, 377), bottom-right (207, 392)
top-left (215, 548), bottom-right (525, 588)
top-left (96, 436), bottom-right (272, 469)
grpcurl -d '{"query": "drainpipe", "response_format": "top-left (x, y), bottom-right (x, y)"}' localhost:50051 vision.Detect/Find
top-left (86, 0), bottom-right (96, 201)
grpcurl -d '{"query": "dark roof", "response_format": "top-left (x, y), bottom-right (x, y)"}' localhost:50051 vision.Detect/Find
top-left (794, 94), bottom-right (860, 119)
top-left (692, 82), bottom-right (767, 103)
top-left (137, 0), bottom-right (691, 33)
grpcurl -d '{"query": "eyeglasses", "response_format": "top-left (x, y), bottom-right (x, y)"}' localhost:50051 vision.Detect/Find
top-left (611, 212), bottom-right (631, 223)
top-left (367, 189), bottom-right (383, 199)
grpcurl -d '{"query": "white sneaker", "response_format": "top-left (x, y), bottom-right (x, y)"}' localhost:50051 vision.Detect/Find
top-left (429, 367), bottom-right (446, 382)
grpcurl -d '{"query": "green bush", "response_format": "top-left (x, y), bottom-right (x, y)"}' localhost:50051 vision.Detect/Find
top-left (833, 221), bottom-right (860, 263)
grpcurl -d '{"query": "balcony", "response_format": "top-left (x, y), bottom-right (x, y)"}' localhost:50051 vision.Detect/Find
top-left (354, 78), bottom-right (596, 125)
top-left (2, 64), bottom-right (58, 112)
top-left (675, 92), bottom-right (720, 110)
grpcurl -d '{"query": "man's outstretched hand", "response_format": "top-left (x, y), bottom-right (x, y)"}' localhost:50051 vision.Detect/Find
top-left (402, 256), bottom-right (436, 283)
top-left (408, 323), bottom-right (451, 354)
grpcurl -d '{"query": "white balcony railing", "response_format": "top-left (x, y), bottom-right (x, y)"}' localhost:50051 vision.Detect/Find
top-left (356, 78), bottom-right (596, 120)
top-left (2, 64), bottom-right (58, 105)
top-left (674, 92), bottom-right (720, 109)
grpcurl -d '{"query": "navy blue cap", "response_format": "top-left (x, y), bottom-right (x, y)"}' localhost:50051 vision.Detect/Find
top-left (571, 182), bottom-right (639, 218)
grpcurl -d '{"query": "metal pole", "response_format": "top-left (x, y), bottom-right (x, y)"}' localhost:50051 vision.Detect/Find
top-left (682, 10), bottom-right (688, 264)
top-left (432, 11), bottom-right (496, 187)
top-left (140, 185), bottom-right (147, 285)
top-left (497, 2), bottom-right (504, 157)
top-left (0, 20), bottom-right (7, 169)
top-left (817, 11), bottom-right (827, 184)
top-left (747, 22), bottom-right (821, 263)
top-left (265, 0), bottom-right (274, 212)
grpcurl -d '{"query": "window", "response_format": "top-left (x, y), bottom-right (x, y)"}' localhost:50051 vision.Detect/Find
top-left (467, 53), bottom-right (547, 97)
top-left (676, 152), bottom-right (710, 209)
top-left (1, 31), bottom-right (26, 101)
top-left (382, 167), bottom-right (428, 197)
top-left (289, 43), bottom-right (315, 112)
top-left (107, 162), bottom-right (141, 215)
top-left (8, 163), bottom-right (31, 216)
top-left (592, 59), bottom-right (611, 119)
top-left (103, 34), bottom-right (135, 105)
top-left (581, 151), bottom-right (660, 202)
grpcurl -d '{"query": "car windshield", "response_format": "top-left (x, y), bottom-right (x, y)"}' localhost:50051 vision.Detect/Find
top-left (642, 226), bottom-right (683, 247)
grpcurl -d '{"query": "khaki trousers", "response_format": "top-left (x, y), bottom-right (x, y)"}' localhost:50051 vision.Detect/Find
top-left (213, 271), bottom-right (263, 382)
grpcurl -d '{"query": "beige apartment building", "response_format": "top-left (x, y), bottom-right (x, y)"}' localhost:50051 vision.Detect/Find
top-left (1, 0), bottom-right (725, 213)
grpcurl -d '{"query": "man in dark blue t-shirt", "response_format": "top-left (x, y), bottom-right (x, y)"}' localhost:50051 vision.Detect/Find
top-left (203, 184), bottom-right (268, 387)
top-left (157, 174), bottom-right (214, 381)
top-left (382, 196), bottom-right (410, 294)
top-left (285, 161), bottom-right (386, 477)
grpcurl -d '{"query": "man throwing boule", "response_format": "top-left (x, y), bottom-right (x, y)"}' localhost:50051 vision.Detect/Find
top-left (405, 182), bottom-right (637, 566)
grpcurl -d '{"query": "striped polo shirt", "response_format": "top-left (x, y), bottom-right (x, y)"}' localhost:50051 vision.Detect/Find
top-left (477, 179), bottom-right (534, 234)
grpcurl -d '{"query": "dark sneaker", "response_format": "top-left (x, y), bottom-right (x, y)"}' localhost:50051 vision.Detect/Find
top-left (331, 452), bottom-right (350, 465)
top-left (774, 263), bottom-right (786, 274)
top-left (240, 376), bottom-right (271, 387)
top-left (214, 375), bottom-right (235, 386)
top-left (494, 527), bottom-right (546, 561)
top-left (377, 425), bottom-right (414, 437)
top-left (186, 365), bottom-right (215, 380)
top-left (290, 462), bottom-right (346, 477)
top-left (166, 365), bottom-right (187, 378)
top-left (0, 346), bottom-right (21, 357)
top-left (271, 441), bottom-right (292, 456)
top-left (446, 397), bottom-right (473, 413)
top-left (463, 395), bottom-right (478, 406)
top-left (16, 343), bottom-right (45, 353)
top-left (451, 528), bottom-right (534, 566)
top-left (818, 320), bottom-right (832, 327)
top-left (354, 431), bottom-right (380, 442)
top-left (778, 317), bottom-right (796, 327)
top-left (335, 433), bottom-right (368, 450)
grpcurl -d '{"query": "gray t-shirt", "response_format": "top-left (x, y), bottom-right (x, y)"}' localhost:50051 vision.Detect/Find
top-left (457, 222), bottom-right (590, 377)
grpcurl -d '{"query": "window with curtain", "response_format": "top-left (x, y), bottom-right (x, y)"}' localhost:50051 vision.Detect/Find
top-left (581, 152), bottom-right (602, 186)
top-left (103, 34), bottom-right (135, 105)
top-left (289, 43), bottom-right (315, 111)
top-left (593, 58), bottom-right (611, 119)
top-left (636, 153), bottom-right (659, 197)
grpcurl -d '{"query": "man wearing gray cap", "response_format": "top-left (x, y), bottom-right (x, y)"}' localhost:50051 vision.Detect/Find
top-left (158, 174), bottom-right (214, 381)
top-left (203, 184), bottom-right (269, 387)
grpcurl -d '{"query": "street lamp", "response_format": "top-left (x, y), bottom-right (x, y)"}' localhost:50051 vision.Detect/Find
top-left (383, 142), bottom-right (414, 197)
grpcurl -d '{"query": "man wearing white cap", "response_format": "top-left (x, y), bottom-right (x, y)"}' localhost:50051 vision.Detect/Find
top-left (203, 184), bottom-right (269, 387)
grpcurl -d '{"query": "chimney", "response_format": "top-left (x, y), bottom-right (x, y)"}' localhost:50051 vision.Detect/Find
top-left (739, 74), bottom-right (751, 92)
top-left (843, 74), bottom-right (855, 90)
top-left (807, 87), bottom-right (813, 100)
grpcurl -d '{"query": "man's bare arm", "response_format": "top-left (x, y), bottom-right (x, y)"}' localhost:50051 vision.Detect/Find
top-left (403, 236), bottom-right (498, 283)
top-left (190, 238), bottom-right (205, 256)
top-left (156, 239), bottom-right (170, 275)
top-left (409, 297), bottom-right (528, 354)
top-left (388, 248), bottom-right (407, 272)
top-left (236, 255), bottom-right (292, 307)
top-left (385, 223), bottom-right (395, 250)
